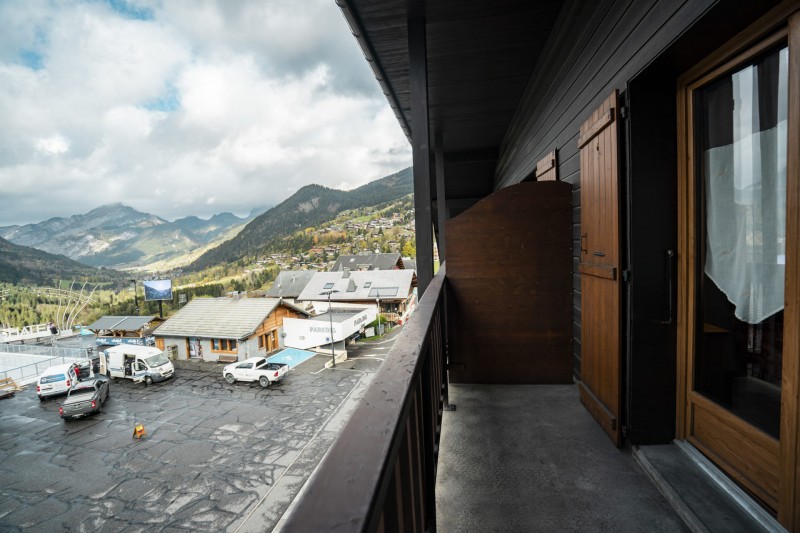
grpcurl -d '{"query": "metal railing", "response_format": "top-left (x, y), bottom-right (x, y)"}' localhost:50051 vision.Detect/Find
top-left (0, 343), bottom-right (93, 384)
top-left (283, 264), bottom-right (449, 532)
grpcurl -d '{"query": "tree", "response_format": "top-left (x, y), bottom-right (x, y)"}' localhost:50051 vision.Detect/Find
top-left (402, 241), bottom-right (416, 258)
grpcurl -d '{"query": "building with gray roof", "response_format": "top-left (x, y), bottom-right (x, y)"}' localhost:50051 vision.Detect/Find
top-left (297, 269), bottom-right (417, 324)
top-left (265, 270), bottom-right (317, 308)
top-left (153, 297), bottom-right (310, 362)
top-left (402, 258), bottom-right (417, 271)
top-left (87, 315), bottom-right (165, 347)
top-left (331, 253), bottom-right (407, 272)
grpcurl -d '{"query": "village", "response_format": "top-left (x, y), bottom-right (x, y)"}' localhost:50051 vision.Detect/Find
top-left (0, 252), bottom-right (420, 531)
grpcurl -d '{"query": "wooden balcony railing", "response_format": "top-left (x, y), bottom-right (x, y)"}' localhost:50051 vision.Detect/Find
top-left (283, 264), bottom-right (449, 532)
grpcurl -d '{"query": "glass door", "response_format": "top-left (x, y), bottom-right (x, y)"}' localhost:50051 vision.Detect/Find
top-left (678, 29), bottom-right (793, 517)
top-left (695, 44), bottom-right (788, 440)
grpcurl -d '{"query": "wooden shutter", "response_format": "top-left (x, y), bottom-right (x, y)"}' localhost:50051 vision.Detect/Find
top-left (536, 150), bottom-right (558, 181)
top-left (578, 90), bottom-right (622, 446)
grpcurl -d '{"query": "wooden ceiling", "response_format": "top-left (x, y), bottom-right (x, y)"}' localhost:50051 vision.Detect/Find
top-left (339, 0), bottom-right (565, 159)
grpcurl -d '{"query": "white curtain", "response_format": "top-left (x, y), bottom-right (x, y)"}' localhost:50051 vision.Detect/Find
top-left (704, 50), bottom-right (788, 325)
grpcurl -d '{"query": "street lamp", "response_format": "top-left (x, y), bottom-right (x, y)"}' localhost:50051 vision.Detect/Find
top-left (320, 290), bottom-right (339, 367)
top-left (376, 297), bottom-right (381, 338)
top-left (130, 279), bottom-right (139, 314)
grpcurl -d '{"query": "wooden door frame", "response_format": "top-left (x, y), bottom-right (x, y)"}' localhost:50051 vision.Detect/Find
top-left (676, 2), bottom-right (800, 527)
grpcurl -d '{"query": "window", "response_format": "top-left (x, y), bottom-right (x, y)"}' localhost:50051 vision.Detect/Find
top-left (211, 338), bottom-right (238, 353)
top-left (323, 282), bottom-right (334, 289)
top-left (363, 282), bottom-right (372, 288)
top-left (690, 44), bottom-right (788, 440)
top-left (259, 331), bottom-right (277, 351)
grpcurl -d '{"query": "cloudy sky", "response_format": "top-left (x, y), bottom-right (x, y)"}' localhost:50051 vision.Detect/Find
top-left (0, 0), bottom-right (411, 226)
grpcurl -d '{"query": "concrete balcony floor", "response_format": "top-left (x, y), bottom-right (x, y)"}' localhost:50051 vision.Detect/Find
top-left (435, 384), bottom-right (689, 532)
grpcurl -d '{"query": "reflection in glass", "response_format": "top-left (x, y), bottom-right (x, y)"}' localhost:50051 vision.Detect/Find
top-left (695, 46), bottom-right (787, 438)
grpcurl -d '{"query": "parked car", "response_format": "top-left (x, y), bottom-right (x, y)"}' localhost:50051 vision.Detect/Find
top-left (37, 364), bottom-right (79, 401)
top-left (59, 376), bottom-right (110, 419)
top-left (223, 357), bottom-right (289, 388)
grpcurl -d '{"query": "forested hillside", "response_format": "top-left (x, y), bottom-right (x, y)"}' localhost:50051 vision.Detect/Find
top-left (0, 237), bottom-right (125, 286)
top-left (188, 167), bottom-right (412, 271)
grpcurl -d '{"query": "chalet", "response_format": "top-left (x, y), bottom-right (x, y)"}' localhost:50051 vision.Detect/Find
top-left (152, 297), bottom-right (310, 363)
top-left (284, 1), bottom-right (800, 532)
top-left (297, 269), bottom-right (417, 324)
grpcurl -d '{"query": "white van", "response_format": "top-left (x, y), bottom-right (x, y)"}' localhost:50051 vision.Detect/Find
top-left (37, 363), bottom-right (79, 401)
top-left (100, 344), bottom-right (175, 385)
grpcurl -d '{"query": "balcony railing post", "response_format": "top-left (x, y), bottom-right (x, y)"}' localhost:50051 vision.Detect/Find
top-left (421, 338), bottom-right (437, 531)
top-left (441, 275), bottom-right (453, 412)
top-left (282, 265), bottom-right (448, 532)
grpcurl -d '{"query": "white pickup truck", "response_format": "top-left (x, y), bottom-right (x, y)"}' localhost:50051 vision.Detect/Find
top-left (222, 357), bottom-right (289, 388)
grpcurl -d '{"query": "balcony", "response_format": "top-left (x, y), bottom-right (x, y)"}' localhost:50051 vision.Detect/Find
top-left (435, 383), bottom-right (687, 531)
top-left (282, 261), bottom-right (783, 531)
top-left (280, 264), bottom-right (685, 531)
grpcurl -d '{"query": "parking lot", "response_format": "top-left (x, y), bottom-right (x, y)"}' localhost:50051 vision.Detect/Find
top-left (0, 350), bottom-right (385, 532)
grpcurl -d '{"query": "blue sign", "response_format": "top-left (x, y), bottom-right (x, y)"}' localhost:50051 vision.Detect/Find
top-left (96, 336), bottom-right (155, 347)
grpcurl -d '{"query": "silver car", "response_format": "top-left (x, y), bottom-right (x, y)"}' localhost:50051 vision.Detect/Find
top-left (59, 376), bottom-right (110, 419)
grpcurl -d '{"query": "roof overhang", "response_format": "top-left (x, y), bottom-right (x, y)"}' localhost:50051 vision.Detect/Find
top-left (338, 0), bottom-right (565, 174)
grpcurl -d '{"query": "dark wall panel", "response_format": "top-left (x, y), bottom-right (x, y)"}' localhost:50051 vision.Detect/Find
top-left (488, 0), bottom-right (783, 439)
top-left (625, 67), bottom-right (678, 445)
top-left (446, 181), bottom-right (572, 384)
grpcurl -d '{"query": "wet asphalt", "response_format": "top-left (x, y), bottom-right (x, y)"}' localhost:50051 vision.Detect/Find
top-left (0, 343), bottom-right (389, 532)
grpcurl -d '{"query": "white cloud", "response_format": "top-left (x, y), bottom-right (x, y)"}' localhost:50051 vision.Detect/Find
top-left (35, 135), bottom-right (70, 155)
top-left (0, 0), bottom-right (410, 226)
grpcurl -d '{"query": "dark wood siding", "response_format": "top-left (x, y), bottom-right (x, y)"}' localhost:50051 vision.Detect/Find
top-left (445, 181), bottom-right (572, 384)
top-left (492, 0), bottom-right (782, 383)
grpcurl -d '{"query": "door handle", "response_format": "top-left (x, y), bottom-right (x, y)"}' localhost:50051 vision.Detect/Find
top-left (581, 233), bottom-right (588, 255)
top-left (662, 250), bottom-right (675, 325)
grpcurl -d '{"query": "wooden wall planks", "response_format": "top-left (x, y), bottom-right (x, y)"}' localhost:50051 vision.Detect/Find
top-left (577, 91), bottom-right (622, 446)
top-left (445, 181), bottom-right (573, 384)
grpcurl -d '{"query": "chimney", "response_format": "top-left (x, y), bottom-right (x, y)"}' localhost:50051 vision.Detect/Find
top-left (342, 267), bottom-right (350, 279)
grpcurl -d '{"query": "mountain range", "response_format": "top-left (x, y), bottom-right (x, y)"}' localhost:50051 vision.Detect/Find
top-left (0, 204), bottom-right (256, 269)
top-left (0, 167), bottom-right (413, 279)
